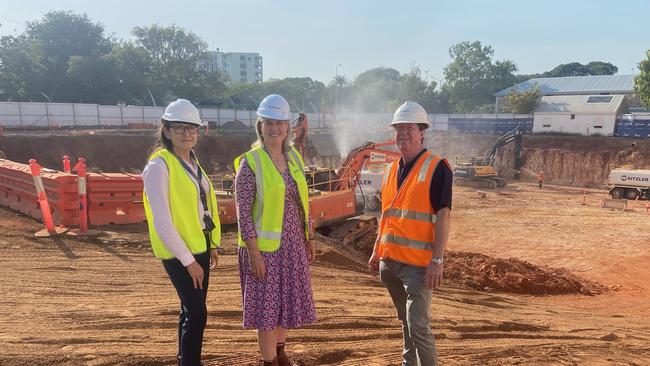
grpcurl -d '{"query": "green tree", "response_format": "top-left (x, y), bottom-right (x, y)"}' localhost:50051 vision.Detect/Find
top-left (585, 61), bottom-right (618, 75)
top-left (349, 67), bottom-right (402, 112)
top-left (67, 52), bottom-right (120, 103)
top-left (442, 41), bottom-right (518, 113)
top-left (108, 43), bottom-right (154, 105)
top-left (501, 85), bottom-right (542, 114)
top-left (132, 24), bottom-right (226, 104)
top-left (25, 10), bottom-right (113, 101)
top-left (0, 35), bottom-right (45, 101)
top-left (542, 61), bottom-right (618, 77)
top-left (635, 50), bottom-right (650, 108)
top-left (227, 77), bottom-right (326, 112)
top-left (399, 66), bottom-right (446, 113)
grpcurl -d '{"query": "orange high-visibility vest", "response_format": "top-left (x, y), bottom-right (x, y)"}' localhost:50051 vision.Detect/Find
top-left (378, 151), bottom-right (442, 267)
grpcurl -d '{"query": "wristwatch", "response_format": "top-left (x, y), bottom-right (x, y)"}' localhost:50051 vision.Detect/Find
top-left (431, 256), bottom-right (444, 265)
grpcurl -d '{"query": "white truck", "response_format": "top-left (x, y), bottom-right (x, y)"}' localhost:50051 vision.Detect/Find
top-left (355, 169), bottom-right (384, 212)
top-left (608, 169), bottom-right (650, 200)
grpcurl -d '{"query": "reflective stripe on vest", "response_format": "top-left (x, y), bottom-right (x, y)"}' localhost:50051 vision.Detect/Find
top-left (419, 155), bottom-right (437, 182)
top-left (143, 149), bottom-right (221, 260)
top-left (381, 233), bottom-right (434, 251)
top-left (234, 146), bottom-right (309, 252)
top-left (383, 207), bottom-right (437, 223)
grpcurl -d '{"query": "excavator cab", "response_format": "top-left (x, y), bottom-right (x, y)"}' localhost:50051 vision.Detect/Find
top-left (453, 127), bottom-right (523, 188)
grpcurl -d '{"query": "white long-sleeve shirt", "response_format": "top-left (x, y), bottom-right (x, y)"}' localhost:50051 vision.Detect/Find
top-left (142, 156), bottom-right (212, 266)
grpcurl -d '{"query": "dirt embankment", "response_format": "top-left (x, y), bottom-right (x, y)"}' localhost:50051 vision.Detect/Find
top-left (0, 132), bottom-right (257, 174)
top-left (425, 133), bottom-right (649, 187)
top-left (1, 132), bottom-right (649, 187)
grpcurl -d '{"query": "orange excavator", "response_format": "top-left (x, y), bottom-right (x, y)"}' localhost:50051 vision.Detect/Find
top-left (212, 114), bottom-right (400, 244)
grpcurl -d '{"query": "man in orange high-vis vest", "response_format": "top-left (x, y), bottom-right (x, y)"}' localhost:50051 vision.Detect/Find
top-left (369, 101), bottom-right (452, 366)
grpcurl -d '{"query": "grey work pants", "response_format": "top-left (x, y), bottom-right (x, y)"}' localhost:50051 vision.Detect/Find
top-left (380, 259), bottom-right (438, 366)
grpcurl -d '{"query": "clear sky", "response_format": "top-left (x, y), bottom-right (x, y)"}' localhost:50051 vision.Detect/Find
top-left (1, 0), bottom-right (648, 84)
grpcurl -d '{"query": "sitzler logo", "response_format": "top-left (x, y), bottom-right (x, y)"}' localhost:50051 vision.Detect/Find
top-left (621, 175), bottom-right (649, 182)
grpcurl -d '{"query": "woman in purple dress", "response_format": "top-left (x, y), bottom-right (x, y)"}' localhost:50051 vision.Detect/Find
top-left (234, 94), bottom-right (316, 366)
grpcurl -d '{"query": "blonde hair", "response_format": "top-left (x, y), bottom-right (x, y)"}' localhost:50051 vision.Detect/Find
top-left (252, 117), bottom-right (293, 152)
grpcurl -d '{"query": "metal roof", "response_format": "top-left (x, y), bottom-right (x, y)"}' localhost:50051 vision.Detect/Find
top-left (495, 74), bottom-right (635, 97)
top-left (535, 94), bottom-right (626, 114)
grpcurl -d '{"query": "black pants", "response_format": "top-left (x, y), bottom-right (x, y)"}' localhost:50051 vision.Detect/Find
top-left (163, 251), bottom-right (210, 366)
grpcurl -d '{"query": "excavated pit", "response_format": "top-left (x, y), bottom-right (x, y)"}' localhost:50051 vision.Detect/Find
top-left (0, 130), bottom-right (637, 296)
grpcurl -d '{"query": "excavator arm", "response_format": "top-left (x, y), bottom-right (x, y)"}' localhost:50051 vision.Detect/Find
top-left (333, 141), bottom-right (400, 191)
top-left (486, 126), bottom-right (523, 169)
top-left (290, 113), bottom-right (308, 160)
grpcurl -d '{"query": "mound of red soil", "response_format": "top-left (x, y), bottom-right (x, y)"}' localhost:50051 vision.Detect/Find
top-left (444, 250), bottom-right (608, 295)
top-left (343, 232), bottom-right (607, 296)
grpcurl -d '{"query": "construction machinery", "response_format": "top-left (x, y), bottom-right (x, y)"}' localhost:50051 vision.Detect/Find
top-left (608, 169), bottom-right (650, 200)
top-left (453, 126), bottom-right (523, 188)
top-left (209, 114), bottom-right (400, 245)
top-left (306, 140), bottom-right (399, 245)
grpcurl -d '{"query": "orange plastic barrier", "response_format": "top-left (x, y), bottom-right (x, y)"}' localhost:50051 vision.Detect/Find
top-left (0, 159), bottom-right (79, 226)
top-left (86, 172), bottom-right (145, 225)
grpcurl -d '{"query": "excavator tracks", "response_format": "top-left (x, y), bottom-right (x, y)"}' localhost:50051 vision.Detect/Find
top-left (328, 215), bottom-right (378, 249)
top-left (455, 177), bottom-right (506, 189)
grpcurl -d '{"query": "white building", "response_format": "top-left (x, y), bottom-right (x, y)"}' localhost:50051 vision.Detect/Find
top-left (198, 50), bottom-right (263, 84)
top-left (495, 74), bottom-right (639, 111)
top-left (533, 95), bottom-right (627, 136)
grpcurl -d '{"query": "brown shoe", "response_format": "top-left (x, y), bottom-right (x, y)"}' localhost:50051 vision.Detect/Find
top-left (277, 346), bottom-right (297, 366)
top-left (277, 353), bottom-right (297, 366)
top-left (260, 357), bottom-right (278, 366)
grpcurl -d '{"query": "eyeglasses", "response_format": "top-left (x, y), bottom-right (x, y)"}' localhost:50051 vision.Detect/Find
top-left (170, 125), bottom-right (199, 135)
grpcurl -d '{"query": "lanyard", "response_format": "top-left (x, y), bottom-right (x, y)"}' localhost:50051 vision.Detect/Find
top-left (173, 151), bottom-right (210, 213)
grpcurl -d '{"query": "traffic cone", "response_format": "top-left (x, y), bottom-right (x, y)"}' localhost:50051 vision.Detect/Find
top-left (29, 159), bottom-right (67, 237)
top-left (62, 155), bottom-right (71, 173)
top-left (68, 157), bottom-right (102, 237)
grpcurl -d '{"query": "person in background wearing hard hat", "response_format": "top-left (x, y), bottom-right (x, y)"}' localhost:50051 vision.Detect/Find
top-left (368, 101), bottom-right (452, 366)
top-left (537, 171), bottom-right (544, 189)
top-left (234, 94), bottom-right (316, 366)
top-left (142, 99), bottom-right (221, 366)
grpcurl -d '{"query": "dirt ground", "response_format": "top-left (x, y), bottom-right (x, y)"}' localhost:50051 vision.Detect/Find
top-left (1, 182), bottom-right (649, 365)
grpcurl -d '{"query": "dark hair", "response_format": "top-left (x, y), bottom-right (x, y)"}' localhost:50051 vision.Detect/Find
top-left (151, 119), bottom-right (173, 154)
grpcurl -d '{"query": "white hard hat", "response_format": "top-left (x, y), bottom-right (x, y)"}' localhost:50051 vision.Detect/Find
top-left (162, 99), bottom-right (202, 126)
top-left (391, 101), bottom-right (430, 129)
top-left (257, 94), bottom-right (291, 121)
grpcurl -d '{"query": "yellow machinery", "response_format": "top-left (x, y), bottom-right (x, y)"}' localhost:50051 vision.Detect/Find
top-left (453, 127), bottom-right (523, 188)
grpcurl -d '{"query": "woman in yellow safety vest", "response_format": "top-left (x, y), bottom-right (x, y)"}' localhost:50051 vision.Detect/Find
top-left (234, 94), bottom-right (316, 366)
top-left (142, 99), bottom-right (221, 366)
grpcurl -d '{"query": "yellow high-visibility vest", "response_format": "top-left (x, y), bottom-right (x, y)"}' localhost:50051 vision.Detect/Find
top-left (234, 146), bottom-right (309, 252)
top-left (143, 149), bottom-right (221, 260)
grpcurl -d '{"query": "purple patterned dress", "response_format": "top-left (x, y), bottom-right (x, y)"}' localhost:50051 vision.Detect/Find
top-left (235, 155), bottom-right (317, 331)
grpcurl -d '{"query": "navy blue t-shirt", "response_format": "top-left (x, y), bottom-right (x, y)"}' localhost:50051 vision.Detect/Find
top-left (396, 149), bottom-right (453, 211)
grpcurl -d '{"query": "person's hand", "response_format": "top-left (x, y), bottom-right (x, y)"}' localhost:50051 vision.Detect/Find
top-left (368, 252), bottom-right (380, 274)
top-left (186, 260), bottom-right (204, 289)
top-left (209, 249), bottom-right (219, 270)
top-left (248, 247), bottom-right (266, 280)
top-left (306, 239), bottom-right (316, 264)
top-left (424, 262), bottom-right (443, 290)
